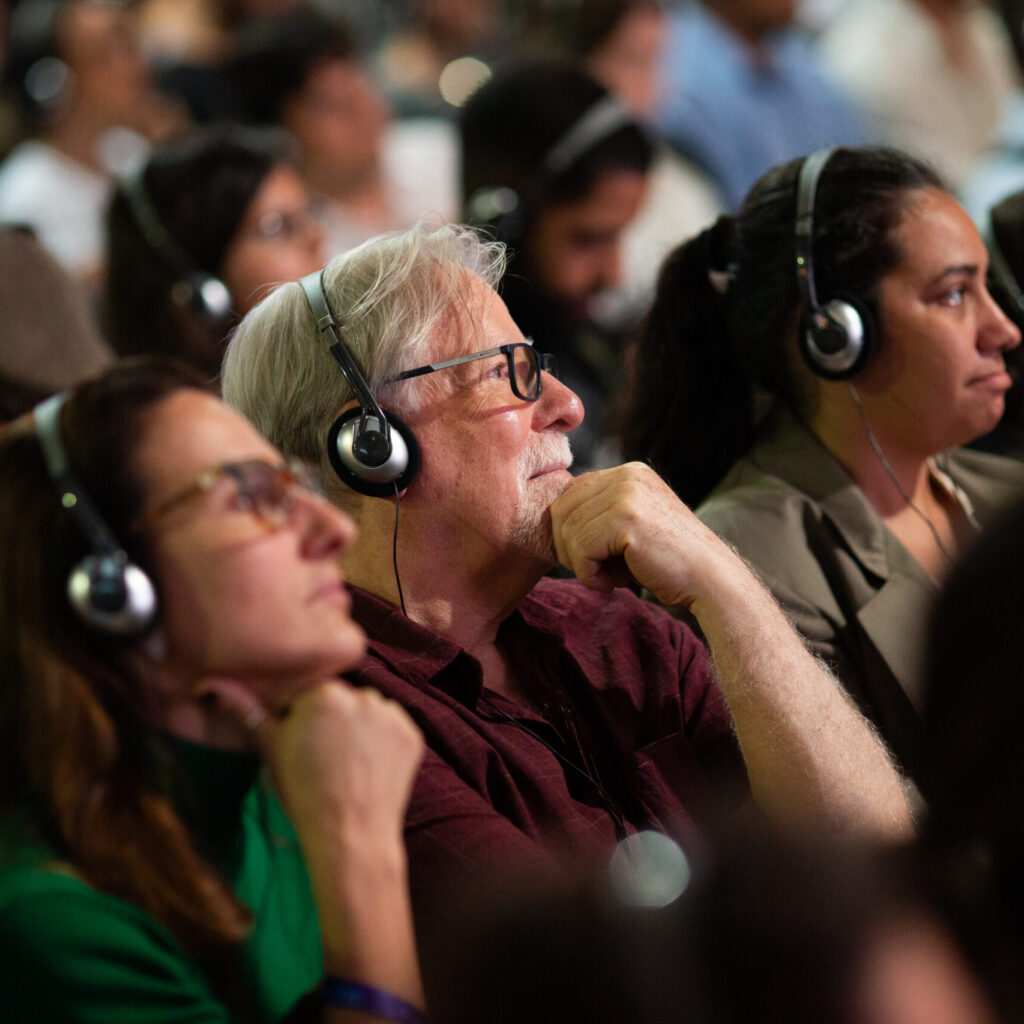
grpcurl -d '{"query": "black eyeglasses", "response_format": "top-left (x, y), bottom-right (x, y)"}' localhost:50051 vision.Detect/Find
top-left (388, 342), bottom-right (558, 402)
top-left (135, 459), bottom-right (322, 532)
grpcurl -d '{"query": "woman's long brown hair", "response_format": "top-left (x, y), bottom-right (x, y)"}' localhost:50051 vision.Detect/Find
top-left (0, 358), bottom-right (251, 969)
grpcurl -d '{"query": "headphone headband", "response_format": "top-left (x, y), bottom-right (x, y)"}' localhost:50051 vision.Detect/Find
top-left (118, 169), bottom-right (233, 325)
top-left (794, 148), bottom-right (873, 380)
top-left (466, 93), bottom-right (645, 246)
top-left (299, 270), bottom-right (390, 434)
top-left (34, 393), bottom-right (122, 557)
top-left (794, 147), bottom-right (835, 314)
top-left (299, 269), bottom-right (420, 495)
top-left (544, 95), bottom-right (638, 177)
top-left (33, 391), bottom-right (157, 634)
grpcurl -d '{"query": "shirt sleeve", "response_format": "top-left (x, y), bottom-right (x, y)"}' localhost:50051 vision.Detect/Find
top-left (0, 871), bottom-right (232, 1024)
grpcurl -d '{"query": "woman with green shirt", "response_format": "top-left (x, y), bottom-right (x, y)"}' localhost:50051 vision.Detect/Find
top-left (0, 358), bottom-right (425, 1022)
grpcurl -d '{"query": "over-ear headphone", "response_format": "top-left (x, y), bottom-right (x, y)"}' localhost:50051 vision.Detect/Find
top-left (33, 392), bottom-right (158, 635)
top-left (299, 270), bottom-right (421, 498)
top-left (118, 169), bottom-right (233, 328)
top-left (795, 148), bottom-right (875, 380)
top-left (465, 94), bottom-right (641, 248)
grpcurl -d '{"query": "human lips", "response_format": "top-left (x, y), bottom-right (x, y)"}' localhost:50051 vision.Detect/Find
top-left (530, 461), bottom-right (571, 479)
top-left (969, 365), bottom-right (1013, 390)
top-left (525, 438), bottom-right (574, 480)
top-left (310, 578), bottom-right (351, 610)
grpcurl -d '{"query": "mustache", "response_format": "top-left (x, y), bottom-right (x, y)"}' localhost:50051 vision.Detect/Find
top-left (521, 435), bottom-right (574, 479)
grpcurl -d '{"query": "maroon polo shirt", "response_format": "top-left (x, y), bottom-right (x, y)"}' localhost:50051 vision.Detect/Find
top-left (349, 577), bottom-right (746, 925)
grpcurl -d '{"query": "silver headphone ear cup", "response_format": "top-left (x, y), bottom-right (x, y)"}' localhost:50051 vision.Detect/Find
top-left (327, 408), bottom-right (421, 498)
top-left (800, 297), bottom-right (874, 381)
top-left (334, 414), bottom-right (410, 482)
top-left (67, 555), bottom-right (158, 635)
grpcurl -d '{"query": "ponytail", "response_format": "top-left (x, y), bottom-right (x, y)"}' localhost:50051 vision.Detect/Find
top-left (621, 216), bottom-right (758, 507)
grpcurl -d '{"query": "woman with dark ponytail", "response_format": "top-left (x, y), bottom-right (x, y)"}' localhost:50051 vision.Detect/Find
top-left (622, 146), bottom-right (1024, 786)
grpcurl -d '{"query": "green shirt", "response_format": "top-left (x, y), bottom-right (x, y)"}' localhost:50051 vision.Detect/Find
top-left (0, 739), bottom-right (322, 1022)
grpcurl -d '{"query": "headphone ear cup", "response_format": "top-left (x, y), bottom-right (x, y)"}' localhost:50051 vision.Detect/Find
top-left (799, 294), bottom-right (876, 381)
top-left (67, 553), bottom-right (158, 635)
top-left (172, 271), bottom-right (233, 328)
top-left (327, 407), bottom-right (421, 498)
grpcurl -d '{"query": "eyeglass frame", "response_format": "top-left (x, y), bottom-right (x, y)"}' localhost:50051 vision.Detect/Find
top-left (387, 342), bottom-right (558, 402)
top-left (132, 458), bottom-right (322, 534)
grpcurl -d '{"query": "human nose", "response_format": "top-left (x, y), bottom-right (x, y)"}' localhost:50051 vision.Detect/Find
top-left (536, 370), bottom-right (585, 433)
top-left (979, 283), bottom-right (1022, 352)
top-left (293, 486), bottom-right (358, 558)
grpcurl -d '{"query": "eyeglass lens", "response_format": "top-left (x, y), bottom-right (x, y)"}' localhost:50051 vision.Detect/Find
top-left (223, 461), bottom-right (319, 526)
top-left (511, 345), bottom-right (538, 401)
top-left (510, 345), bottom-right (558, 401)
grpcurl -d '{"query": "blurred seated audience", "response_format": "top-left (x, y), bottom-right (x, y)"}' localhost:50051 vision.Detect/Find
top-left (0, 0), bottom-right (187, 285)
top-left (622, 146), bottom-right (1024, 787)
top-left (460, 58), bottom-right (655, 470)
top-left (105, 124), bottom-right (324, 384)
top-left (653, 0), bottom-right (872, 210)
top-left (0, 225), bottom-right (112, 421)
top-left (818, 0), bottom-right (1016, 193)
top-left (0, 357), bottom-right (425, 1020)
top-left (228, 6), bottom-right (458, 257)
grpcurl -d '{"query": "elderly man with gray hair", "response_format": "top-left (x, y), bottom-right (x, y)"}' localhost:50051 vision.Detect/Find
top-left (222, 220), bottom-right (910, 945)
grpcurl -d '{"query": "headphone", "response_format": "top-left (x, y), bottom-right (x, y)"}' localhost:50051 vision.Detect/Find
top-left (33, 392), bottom-right (158, 635)
top-left (794, 148), bottom-right (876, 380)
top-left (118, 169), bottom-right (234, 328)
top-left (465, 94), bottom-right (641, 248)
top-left (299, 270), bottom-right (421, 498)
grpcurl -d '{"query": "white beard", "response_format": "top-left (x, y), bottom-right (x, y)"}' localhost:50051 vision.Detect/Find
top-left (510, 434), bottom-right (574, 564)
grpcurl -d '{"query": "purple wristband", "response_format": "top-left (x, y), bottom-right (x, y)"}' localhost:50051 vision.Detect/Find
top-left (322, 977), bottom-right (429, 1024)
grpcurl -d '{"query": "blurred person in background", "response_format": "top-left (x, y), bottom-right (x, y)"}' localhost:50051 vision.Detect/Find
top-left (105, 124), bottom-right (324, 384)
top-left (922, 489), bottom-right (1024, 1022)
top-left (460, 57), bottom-right (655, 470)
top-left (373, 0), bottom-right (507, 117)
top-left (529, 0), bottom-right (723, 325)
top-left (818, 0), bottom-right (1016, 193)
top-left (429, 815), bottom-right (997, 1024)
top-left (0, 225), bottom-right (112, 421)
top-left (653, 0), bottom-right (871, 210)
top-left (228, 6), bottom-right (458, 257)
top-left (0, 0), bottom-right (186, 285)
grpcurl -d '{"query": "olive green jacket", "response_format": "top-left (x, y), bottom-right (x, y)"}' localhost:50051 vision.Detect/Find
top-left (696, 407), bottom-right (1024, 783)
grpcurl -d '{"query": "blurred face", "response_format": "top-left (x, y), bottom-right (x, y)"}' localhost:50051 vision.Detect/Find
top-left (527, 169), bottom-right (648, 317)
top-left (401, 275), bottom-right (584, 570)
top-left (60, 0), bottom-right (151, 126)
top-left (220, 164), bottom-right (325, 315)
top-left (852, 187), bottom-right (1021, 455)
top-left (587, 6), bottom-right (668, 118)
top-left (283, 58), bottom-right (390, 194)
top-left (133, 390), bottom-right (364, 706)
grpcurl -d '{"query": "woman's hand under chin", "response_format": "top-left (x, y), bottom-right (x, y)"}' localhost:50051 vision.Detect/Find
top-left (197, 676), bottom-right (427, 1004)
top-left (194, 676), bottom-right (424, 846)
